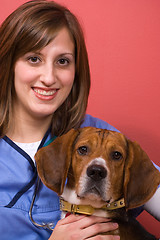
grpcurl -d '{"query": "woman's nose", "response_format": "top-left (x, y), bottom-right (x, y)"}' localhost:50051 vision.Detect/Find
top-left (40, 64), bottom-right (56, 86)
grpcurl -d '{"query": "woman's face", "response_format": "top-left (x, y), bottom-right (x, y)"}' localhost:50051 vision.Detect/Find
top-left (14, 27), bottom-right (75, 120)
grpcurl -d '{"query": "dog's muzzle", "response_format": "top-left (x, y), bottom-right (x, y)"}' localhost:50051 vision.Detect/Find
top-left (78, 163), bottom-right (108, 202)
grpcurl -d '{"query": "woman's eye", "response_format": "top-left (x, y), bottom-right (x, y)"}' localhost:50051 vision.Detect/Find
top-left (57, 58), bottom-right (69, 66)
top-left (27, 56), bottom-right (41, 64)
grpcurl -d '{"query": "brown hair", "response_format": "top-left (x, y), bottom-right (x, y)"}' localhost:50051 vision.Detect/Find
top-left (0, 0), bottom-right (90, 136)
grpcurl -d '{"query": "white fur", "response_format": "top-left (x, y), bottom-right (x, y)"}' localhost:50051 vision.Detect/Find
top-left (61, 211), bottom-right (67, 219)
top-left (92, 209), bottom-right (111, 218)
top-left (144, 187), bottom-right (160, 221)
top-left (88, 157), bottom-right (107, 167)
top-left (61, 188), bottom-right (81, 205)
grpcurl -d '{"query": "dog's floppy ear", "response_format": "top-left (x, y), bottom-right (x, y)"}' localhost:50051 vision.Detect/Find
top-left (35, 129), bottom-right (79, 195)
top-left (124, 139), bottom-right (160, 210)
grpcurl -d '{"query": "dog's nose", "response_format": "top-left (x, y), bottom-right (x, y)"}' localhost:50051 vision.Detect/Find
top-left (87, 165), bottom-right (107, 181)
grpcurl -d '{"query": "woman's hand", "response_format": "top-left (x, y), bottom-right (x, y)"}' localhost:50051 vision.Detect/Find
top-left (49, 214), bottom-right (120, 240)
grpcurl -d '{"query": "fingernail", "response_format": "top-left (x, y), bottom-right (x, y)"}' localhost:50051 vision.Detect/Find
top-left (113, 223), bottom-right (119, 228)
top-left (114, 236), bottom-right (120, 240)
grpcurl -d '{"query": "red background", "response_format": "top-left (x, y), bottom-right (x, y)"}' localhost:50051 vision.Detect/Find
top-left (1, 0), bottom-right (160, 236)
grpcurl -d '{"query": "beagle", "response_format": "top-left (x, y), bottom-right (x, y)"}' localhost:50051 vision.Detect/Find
top-left (35, 127), bottom-right (160, 240)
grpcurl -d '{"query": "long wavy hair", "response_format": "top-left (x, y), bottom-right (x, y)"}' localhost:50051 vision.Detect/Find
top-left (0, 0), bottom-right (90, 137)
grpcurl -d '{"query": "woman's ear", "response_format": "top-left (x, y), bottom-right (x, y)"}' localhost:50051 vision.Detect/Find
top-left (124, 139), bottom-right (160, 210)
top-left (35, 129), bottom-right (79, 195)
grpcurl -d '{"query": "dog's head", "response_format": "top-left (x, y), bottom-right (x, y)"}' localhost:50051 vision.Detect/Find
top-left (35, 127), bottom-right (160, 210)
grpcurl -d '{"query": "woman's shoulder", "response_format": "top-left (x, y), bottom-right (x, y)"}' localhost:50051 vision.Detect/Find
top-left (81, 114), bottom-right (120, 132)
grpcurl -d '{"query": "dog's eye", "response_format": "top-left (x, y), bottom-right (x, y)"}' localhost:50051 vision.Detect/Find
top-left (77, 146), bottom-right (88, 155)
top-left (111, 151), bottom-right (122, 160)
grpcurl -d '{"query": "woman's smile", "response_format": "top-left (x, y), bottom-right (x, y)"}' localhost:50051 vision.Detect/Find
top-left (32, 87), bottom-right (59, 100)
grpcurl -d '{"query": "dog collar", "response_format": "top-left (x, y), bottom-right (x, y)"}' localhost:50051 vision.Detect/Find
top-left (60, 198), bottom-right (125, 215)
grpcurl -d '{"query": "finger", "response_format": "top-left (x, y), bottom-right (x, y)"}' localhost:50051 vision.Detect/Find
top-left (78, 216), bottom-right (115, 229)
top-left (82, 222), bottom-right (119, 238)
top-left (58, 214), bottom-right (86, 225)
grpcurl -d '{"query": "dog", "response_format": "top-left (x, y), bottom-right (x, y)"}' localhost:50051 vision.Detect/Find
top-left (35, 127), bottom-right (160, 240)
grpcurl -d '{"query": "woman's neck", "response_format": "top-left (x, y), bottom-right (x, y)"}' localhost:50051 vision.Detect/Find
top-left (6, 113), bottom-right (52, 143)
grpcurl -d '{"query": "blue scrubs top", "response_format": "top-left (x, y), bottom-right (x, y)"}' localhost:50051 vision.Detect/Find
top-left (0, 114), bottom-right (159, 240)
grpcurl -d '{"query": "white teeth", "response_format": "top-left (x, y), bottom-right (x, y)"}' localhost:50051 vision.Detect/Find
top-left (34, 88), bottom-right (56, 96)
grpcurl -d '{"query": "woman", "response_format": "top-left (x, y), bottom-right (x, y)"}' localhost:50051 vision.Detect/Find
top-left (0, 1), bottom-right (159, 239)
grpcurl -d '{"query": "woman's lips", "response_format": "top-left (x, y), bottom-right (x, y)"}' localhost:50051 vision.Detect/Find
top-left (32, 87), bottom-right (58, 100)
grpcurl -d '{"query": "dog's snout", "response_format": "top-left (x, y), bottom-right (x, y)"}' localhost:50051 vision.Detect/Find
top-left (87, 165), bottom-right (107, 181)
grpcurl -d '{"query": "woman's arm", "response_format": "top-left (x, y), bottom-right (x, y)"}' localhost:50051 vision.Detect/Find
top-left (144, 187), bottom-right (160, 221)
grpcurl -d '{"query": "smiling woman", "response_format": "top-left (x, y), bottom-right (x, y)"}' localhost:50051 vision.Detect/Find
top-left (0, 0), bottom-right (90, 138)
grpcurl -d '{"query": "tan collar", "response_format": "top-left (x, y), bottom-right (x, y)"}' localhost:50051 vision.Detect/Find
top-left (60, 198), bottom-right (125, 216)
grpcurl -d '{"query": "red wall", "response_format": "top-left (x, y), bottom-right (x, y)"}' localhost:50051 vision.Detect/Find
top-left (1, 0), bottom-right (160, 236)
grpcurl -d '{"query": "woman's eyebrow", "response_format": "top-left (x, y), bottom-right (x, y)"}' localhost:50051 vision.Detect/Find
top-left (27, 51), bottom-right (75, 57)
top-left (59, 53), bottom-right (75, 57)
